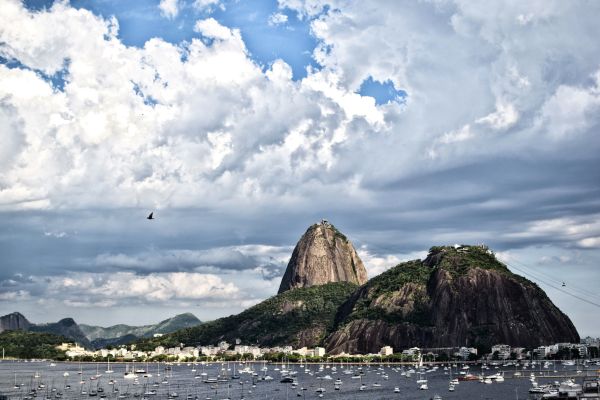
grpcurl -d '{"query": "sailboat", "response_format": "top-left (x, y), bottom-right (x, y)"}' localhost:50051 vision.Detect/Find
top-left (417, 371), bottom-right (428, 384)
top-left (359, 374), bottom-right (367, 391)
top-left (105, 357), bottom-right (113, 374)
top-left (124, 364), bottom-right (137, 380)
top-left (144, 361), bottom-right (152, 378)
top-left (94, 362), bottom-right (102, 378)
top-left (449, 363), bottom-right (459, 385)
top-left (232, 362), bottom-right (240, 380)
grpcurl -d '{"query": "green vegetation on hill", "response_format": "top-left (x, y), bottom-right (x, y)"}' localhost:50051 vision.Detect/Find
top-left (342, 260), bottom-right (431, 325)
top-left (427, 245), bottom-right (535, 288)
top-left (0, 330), bottom-right (68, 360)
top-left (135, 282), bottom-right (358, 351)
top-left (364, 260), bottom-right (430, 297)
top-left (339, 246), bottom-right (535, 327)
top-left (428, 245), bottom-right (509, 277)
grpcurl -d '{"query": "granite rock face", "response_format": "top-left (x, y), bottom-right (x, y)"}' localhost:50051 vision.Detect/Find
top-left (278, 221), bottom-right (368, 293)
top-left (0, 312), bottom-right (31, 333)
top-left (325, 245), bottom-right (580, 354)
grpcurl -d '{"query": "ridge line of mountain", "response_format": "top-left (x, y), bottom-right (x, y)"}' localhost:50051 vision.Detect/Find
top-left (0, 312), bottom-right (201, 349)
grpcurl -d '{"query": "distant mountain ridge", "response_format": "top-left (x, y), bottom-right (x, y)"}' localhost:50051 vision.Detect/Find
top-left (80, 313), bottom-right (201, 348)
top-left (29, 317), bottom-right (91, 348)
top-left (0, 312), bottom-right (201, 349)
top-left (80, 313), bottom-right (201, 340)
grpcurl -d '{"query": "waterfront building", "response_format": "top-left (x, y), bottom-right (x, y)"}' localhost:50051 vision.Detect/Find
top-left (535, 346), bottom-right (550, 359)
top-left (491, 344), bottom-right (511, 360)
top-left (456, 347), bottom-right (477, 359)
top-left (293, 347), bottom-right (308, 356)
top-left (582, 336), bottom-right (600, 347)
top-left (200, 345), bottom-right (219, 357)
top-left (402, 347), bottom-right (421, 356)
top-left (380, 346), bottom-right (393, 356)
top-left (511, 347), bottom-right (526, 359)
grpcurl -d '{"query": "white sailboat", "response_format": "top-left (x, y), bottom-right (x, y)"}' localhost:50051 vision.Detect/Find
top-left (144, 361), bottom-right (152, 377)
top-left (124, 364), bottom-right (137, 380)
top-left (105, 357), bottom-right (113, 374)
top-left (416, 369), bottom-right (429, 390)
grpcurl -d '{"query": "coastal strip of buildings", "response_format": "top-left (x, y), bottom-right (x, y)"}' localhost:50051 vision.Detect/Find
top-left (55, 336), bottom-right (600, 363)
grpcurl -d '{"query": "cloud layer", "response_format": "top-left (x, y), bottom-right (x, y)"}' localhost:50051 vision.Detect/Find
top-left (0, 0), bottom-right (599, 333)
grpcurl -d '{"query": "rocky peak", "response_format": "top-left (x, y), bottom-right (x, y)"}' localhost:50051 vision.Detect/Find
top-left (56, 318), bottom-right (77, 327)
top-left (278, 220), bottom-right (368, 293)
top-left (0, 311), bottom-right (31, 333)
top-left (325, 245), bottom-right (580, 354)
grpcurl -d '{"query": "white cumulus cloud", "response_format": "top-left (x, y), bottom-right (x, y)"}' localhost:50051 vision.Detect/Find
top-left (268, 12), bottom-right (288, 26)
top-left (159, 0), bottom-right (180, 19)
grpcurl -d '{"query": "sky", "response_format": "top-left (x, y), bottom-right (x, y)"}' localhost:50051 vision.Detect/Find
top-left (0, 0), bottom-right (599, 337)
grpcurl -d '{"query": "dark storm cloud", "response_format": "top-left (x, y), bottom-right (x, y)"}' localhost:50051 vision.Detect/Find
top-left (1, 152), bottom-right (599, 284)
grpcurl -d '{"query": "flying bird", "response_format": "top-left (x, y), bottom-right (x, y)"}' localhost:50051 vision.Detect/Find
top-left (147, 212), bottom-right (154, 220)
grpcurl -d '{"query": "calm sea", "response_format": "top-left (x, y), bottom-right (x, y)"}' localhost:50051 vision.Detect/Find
top-left (0, 360), bottom-right (597, 399)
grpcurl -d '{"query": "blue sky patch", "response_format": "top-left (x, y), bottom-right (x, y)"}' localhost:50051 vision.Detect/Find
top-left (0, 55), bottom-right (69, 92)
top-left (20, 0), bottom-right (320, 81)
top-left (358, 77), bottom-right (407, 105)
top-left (132, 81), bottom-right (159, 106)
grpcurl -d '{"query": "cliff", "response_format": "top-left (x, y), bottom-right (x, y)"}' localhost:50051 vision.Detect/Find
top-left (278, 221), bottom-right (368, 293)
top-left (325, 245), bottom-right (580, 354)
top-left (0, 312), bottom-right (31, 332)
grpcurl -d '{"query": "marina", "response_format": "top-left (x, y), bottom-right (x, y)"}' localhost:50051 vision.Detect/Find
top-left (1, 360), bottom-right (599, 399)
